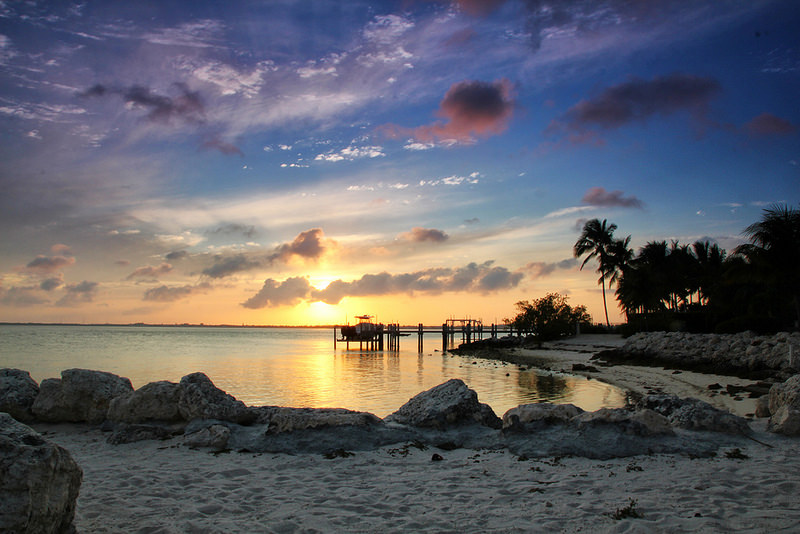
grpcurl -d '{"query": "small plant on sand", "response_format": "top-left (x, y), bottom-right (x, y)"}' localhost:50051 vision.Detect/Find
top-left (608, 499), bottom-right (642, 520)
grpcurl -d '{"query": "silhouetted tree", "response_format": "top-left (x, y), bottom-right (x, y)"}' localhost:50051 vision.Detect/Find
top-left (508, 293), bottom-right (590, 342)
top-left (574, 219), bottom-right (618, 327)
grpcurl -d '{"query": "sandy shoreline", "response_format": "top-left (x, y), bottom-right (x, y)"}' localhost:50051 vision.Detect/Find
top-left (29, 335), bottom-right (800, 533)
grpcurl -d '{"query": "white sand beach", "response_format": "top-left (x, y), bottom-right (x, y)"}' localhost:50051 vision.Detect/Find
top-left (31, 336), bottom-right (800, 533)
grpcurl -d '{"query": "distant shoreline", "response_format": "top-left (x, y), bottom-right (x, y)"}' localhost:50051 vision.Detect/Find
top-left (0, 322), bottom-right (335, 329)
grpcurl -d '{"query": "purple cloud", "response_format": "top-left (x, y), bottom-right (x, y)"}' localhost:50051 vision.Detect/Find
top-left (241, 277), bottom-right (312, 309)
top-left (126, 263), bottom-right (173, 280)
top-left (743, 113), bottom-right (797, 138)
top-left (81, 83), bottom-right (205, 124)
top-left (202, 137), bottom-right (244, 156)
top-left (143, 282), bottom-right (211, 303)
top-left (56, 281), bottom-right (99, 307)
top-left (24, 254), bottom-right (75, 274)
top-left (398, 227), bottom-right (449, 243)
top-left (581, 187), bottom-right (643, 209)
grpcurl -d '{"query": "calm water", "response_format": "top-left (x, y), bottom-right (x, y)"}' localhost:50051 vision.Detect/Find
top-left (0, 325), bottom-right (625, 417)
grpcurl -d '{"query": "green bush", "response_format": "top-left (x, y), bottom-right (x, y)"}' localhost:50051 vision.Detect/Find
top-left (506, 293), bottom-right (590, 343)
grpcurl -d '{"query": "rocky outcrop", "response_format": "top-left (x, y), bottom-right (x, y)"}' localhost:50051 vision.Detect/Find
top-left (596, 331), bottom-right (800, 378)
top-left (252, 406), bottom-right (383, 433)
top-left (107, 380), bottom-right (182, 424)
top-left (0, 413), bottom-right (82, 533)
top-left (384, 379), bottom-right (502, 429)
top-left (767, 374), bottom-right (800, 435)
top-left (178, 372), bottom-right (255, 425)
top-left (31, 369), bottom-right (134, 424)
top-left (0, 368), bottom-right (40, 422)
top-left (106, 423), bottom-right (181, 445)
top-left (636, 394), bottom-right (751, 435)
top-left (573, 408), bottom-right (673, 437)
top-left (183, 424), bottom-right (231, 450)
top-left (502, 402), bottom-right (583, 431)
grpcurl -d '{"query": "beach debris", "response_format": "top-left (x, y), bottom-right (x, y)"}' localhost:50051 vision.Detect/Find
top-left (107, 380), bottom-right (183, 424)
top-left (724, 448), bottom-right (749, 460)
top-left (431, 453), bottom-right (444, 461)
top-left (0, 413), bottom-right (82, 533)
top-left (608, 498), bottom-right (642, 520)
top-left (384, 378), bottom-right (502, 429)
top-left (323, 448), bottom-right (354, 459)
top-left (31, 368), bottom-right (134, 424)
top-left (635, 394), bottom-right (751, 435)
top-left (178, 372), bottom-right (255, 425)
top-left (0, 368), bottom-right (39, 423)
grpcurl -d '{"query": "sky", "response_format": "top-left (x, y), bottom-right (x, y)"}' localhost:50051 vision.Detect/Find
top-left (0, 0), bottom-right (798, 326)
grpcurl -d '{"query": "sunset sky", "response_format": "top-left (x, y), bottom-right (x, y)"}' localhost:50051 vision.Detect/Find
top-left (1, 0), bottom-right (797, 326)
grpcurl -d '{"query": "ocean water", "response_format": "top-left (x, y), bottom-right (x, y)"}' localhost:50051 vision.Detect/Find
top-left (0, 324), bottom-right (626, 417)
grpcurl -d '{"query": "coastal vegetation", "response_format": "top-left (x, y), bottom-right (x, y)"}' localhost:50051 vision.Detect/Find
top-left (577, 204), bottom-right (800, 334)
top-left (506, 293), bottom-right (590, 343)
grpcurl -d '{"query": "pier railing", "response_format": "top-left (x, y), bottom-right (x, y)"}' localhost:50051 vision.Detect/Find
top-left (334, 319), bottom-right (514, 352)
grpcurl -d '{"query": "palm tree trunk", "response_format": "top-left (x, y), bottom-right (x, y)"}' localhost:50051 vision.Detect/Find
top-left (602, 277), bottom-right (610, 328)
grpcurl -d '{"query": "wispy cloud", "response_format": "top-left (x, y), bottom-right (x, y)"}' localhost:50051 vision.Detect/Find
top-left (143, 282), bottom-right (211, 303)
top-left (742, 112), bottom-right (797, 138)
top-left (56, 280), bottom-right (98, 307)
top-left (81, 83), bottom-right (205, 125)
top-left (126, 263), bottom-right (173, 281)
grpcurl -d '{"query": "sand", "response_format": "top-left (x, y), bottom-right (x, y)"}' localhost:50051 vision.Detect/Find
top-left (33, 335), bottom-right (800, 533)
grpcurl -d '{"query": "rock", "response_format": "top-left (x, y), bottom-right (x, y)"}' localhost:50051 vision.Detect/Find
top-left (184, 424), bottom-right (231, 450)
top-left (252, 406), bottom-right (382, 433)
top-left (767, 375), bottom-right (800, 435)
top-left (636, 395), bottom-right (751, 435)
top-left (502, 403), bottom-right (583, 431)
top-left (0, 368), bottom-right (40, 422)
top-left (0, 413), bottom-right (82, 533)
top-left (755, 396), bottom-right (771, 418)
top-left (573, 408), bottom-right (673, 437)
top-left (384, 379), bottom-right (501, 429)
top-left (31, 369), bottom-right (134, 424)
top-left (107, 423), bottom-right (180, 445)
top-left (767, 405), bottom-right (800, 436)
top-left (178, 372), bottom-right (254, 425)
top-left (572, 364), bottom-right (599, 373)
top-left (108, 380), bottom-right (182, 423)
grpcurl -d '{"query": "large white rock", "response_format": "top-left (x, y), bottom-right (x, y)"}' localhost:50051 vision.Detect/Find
top-left (178, 372), bottom-right (254, 424)
top-left (31, 369), bottom-right (133, 424)
top-left (768, 374), bottom-right (800, 435)
top-left (107, 380), bottom-right (182, 423)
top-left (0, 413), bottom-right (82, 533)
top-left (0, 368), bottom-right (40, 422)
top-left (384, 379), bottom-right (501, 429)
top-left (254, 406), bottom-right (382, 433)
top-left (573, 408), bottom-right (673, 437)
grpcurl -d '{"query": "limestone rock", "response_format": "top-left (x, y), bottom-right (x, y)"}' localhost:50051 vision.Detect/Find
top-left (573, 408), bottom-right (673, 437)
top-left (0, 413), bottom-right (82, 533)
top-left (0, 368), bottom-right (40, 422)
top-left (767, 375), bottom-right (800, 435)
top-left (32, 369), bottom-right (133, 424)
top-left (384, 379), bottom-right (501, 429)
top-left (253, 406), bottom-right (382, 433)
top-left (108, 380), bottom-right (182, 423)
top-left (503, 403), bottom-right (583, 431)
top-left (178, 372), bottom-right (254, 425)
top-left (637, 394), bottom-right (751, 435)
top-left (184, 424), bottom-right (231, 450)
top-left (755, 396), bottom-right (771, 418)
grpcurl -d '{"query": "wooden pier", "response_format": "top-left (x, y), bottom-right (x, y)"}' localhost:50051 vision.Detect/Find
top-left (334, 317), bottom-right (514, 352)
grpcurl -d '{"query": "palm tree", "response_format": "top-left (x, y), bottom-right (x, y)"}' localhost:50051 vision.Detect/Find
top-left (574, 218), bottom-right (618, 328)
top-left (735, 204), bottom-right (800, 329)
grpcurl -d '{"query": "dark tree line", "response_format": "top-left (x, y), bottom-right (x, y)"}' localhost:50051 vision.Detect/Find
top-left (575, 204), bottom-right (800, 334)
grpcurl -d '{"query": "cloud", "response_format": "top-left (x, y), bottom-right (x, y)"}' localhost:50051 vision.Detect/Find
top-left (205, 223), bottom-right (257, 239)
top-left (165, 251), bottom-right (188, 261)
top-left (381, 79), bottom-right (515, 145)
top-left (202, 253), bottom-right (262, 279)
top-left (24, 254), bottom-right (76, 274)
top-left (202, 136), bottom-right (244, 156)
top-left (126, 263), bottom-right (173, 280)
top-left (0, 286), bottom-right (48, 307)
top-left (56, 280), bottom-right (98, 307)
top-left (523, 258), bottom-right (577, 278)
top-left (267, 228), bottom-right (327, 263)
top-left (398, 227), bottom-right (449, 243)
top-left (241, 277), bottom-right (313, 309)
top-left (40, 276), bottom-right (64, 291)
top-left (81, 83), bottom-right (205, 124)
top-left (142, 282), bottom-right (211, 303)
top-left (581, 187), bottom-right (643, 208)
top-left (548, 73), bottom-right (721, 143)
top-left (314, 145), bottom-right (385, 162)
top-left (202, 228), bottom-right (329, 278)
top-left (743, 113), bottom-right (797, 138)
